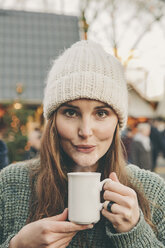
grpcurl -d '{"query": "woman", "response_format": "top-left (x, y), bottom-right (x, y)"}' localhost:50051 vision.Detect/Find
top-left (0, 40), bottom-right (164, 248)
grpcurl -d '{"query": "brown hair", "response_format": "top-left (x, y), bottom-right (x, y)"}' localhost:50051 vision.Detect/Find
top-left (27, 113), bottom-right (155, 231)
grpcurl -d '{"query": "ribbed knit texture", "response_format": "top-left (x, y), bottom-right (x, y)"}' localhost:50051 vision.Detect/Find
top-left (43, 40), bottom-right (128, 129)
top-left (0, 160), bottom-right (165, 247)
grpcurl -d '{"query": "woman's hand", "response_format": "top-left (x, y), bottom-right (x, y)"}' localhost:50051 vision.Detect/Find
top-left (9, 209), bottom-right (93, 248)
top-left (102, 172), bottom-right (140, 233)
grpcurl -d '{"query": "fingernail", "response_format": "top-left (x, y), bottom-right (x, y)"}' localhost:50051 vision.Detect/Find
top-left (88, 224), bottom-right (94, 229)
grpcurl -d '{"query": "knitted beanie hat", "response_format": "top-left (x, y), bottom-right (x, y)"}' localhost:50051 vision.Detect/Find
top-left (43, 40), bottom-right (128, 129)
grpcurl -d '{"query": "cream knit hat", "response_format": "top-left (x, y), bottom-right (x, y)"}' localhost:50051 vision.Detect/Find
top-left (43, 40), bottom-right (128, 129)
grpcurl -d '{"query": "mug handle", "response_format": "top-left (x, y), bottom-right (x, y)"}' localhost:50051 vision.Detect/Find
top-left (99, 178), bottom-right (111, 191)
top-left (98, 178), bottom-right (112, 211)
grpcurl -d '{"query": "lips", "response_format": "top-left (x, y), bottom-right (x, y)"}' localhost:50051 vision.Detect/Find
top-left (74, 145), bottom-right (96, 153)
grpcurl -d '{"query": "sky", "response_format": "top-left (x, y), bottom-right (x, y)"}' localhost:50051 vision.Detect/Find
top-left (1, 0), bottom-right (165, 101)
top-left (0, 0), bottom-right (80, 14)
top-left (85, 0), bottom-right (165, 101)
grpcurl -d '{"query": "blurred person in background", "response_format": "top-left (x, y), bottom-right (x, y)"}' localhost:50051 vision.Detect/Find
top-left (24, 129), bottom-right (42, 160)
top-left (160, 121), bottom-right (165, 158)
top-left (130, 123), bottom-right (152, 171)
top-left (122, 127), bottom-right (134, 163)
top-left (150, 118), bottom-right (165, 171)
top-left (0, 125), bottom-right (9, 170)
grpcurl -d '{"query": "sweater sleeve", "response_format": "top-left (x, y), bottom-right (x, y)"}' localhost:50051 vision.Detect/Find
top-left (105, 209), bottom-right (165, 247)
top-left (105, 165), bottom-right (165, 247)
top-left (0, 180), bottom-right (12, 247)
top-left (0, 168), bottom-right (17, 247)
top-left (0, 162), bottom-right (31, 247)
top-left (0, 235), bottom-right (16, 248)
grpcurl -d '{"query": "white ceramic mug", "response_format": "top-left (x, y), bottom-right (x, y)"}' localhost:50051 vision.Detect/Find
top-left (67, 172), bottom-right (111, 224)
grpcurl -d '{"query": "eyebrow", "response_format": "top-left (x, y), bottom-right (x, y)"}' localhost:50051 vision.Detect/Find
top-left (60, 103), bottom-right (79, 109)
top-left (60, 103), bottom-right (112, 110)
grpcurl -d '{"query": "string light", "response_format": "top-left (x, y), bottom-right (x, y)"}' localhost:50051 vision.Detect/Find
top-left (14, 102), bottom-right (22, 110)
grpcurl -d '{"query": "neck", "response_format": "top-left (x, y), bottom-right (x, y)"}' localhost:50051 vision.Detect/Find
top-left (72, 163), bottom-right (98, 172)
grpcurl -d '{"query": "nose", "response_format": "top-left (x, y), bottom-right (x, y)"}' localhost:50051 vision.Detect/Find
top-left (78, 117), bottom-right (93, 138)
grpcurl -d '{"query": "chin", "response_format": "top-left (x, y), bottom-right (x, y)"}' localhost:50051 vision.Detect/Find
top-left (73, 158), bottom-right (98, 169)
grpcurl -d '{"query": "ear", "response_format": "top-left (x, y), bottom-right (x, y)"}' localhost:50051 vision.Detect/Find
top-left (109, 172), bottom-right (120, 182)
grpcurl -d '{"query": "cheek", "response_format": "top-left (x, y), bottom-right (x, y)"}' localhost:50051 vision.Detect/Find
top-left (98, 120), bottom-right (117, 141)
top-left (56, 118), bottom-right (74, 140)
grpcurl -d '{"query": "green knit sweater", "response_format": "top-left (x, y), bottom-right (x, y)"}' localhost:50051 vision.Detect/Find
top-left (0, 159), bottom-right (165, 248)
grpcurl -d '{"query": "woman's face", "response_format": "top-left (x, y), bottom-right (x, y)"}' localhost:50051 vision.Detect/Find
top-left (56, 99), bottom-right (118, 172)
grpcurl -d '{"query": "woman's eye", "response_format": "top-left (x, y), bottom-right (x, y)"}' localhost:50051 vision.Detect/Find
top-left (64, 109), bottom-right (77, 117)
top-left (97, 110), bottom-right (108, 118)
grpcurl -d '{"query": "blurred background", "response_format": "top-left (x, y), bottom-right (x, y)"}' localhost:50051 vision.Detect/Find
top-left (0, 0), bottom-right (164, 179)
